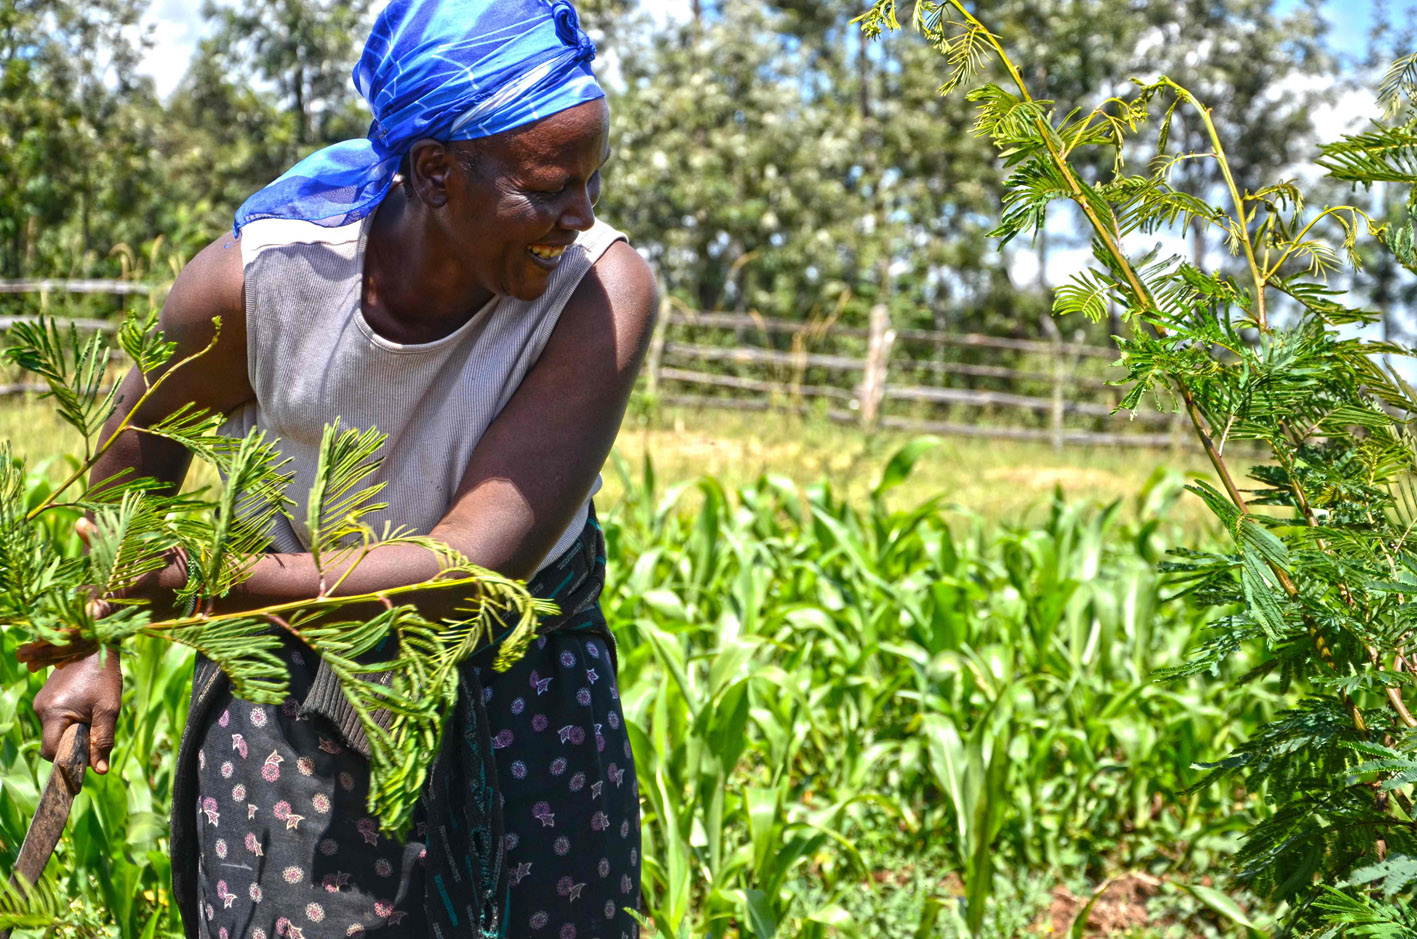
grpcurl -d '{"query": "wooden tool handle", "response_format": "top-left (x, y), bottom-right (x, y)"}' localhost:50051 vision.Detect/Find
top-left (0, 722), bottom-right (90, 939)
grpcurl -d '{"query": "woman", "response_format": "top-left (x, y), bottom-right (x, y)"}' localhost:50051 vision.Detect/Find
top-left (29, 2), bottom-right (655, 937)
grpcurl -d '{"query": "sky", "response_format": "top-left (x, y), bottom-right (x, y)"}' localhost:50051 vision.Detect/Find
top-left (1276, 0), bottom-right (1382, 60)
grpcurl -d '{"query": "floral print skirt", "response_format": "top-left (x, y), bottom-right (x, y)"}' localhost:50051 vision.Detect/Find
top-left (192, 632), bottom-right (641, 939)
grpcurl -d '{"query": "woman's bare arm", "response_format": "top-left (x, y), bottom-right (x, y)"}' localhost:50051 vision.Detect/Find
top-left (206, 239), bottom-right (658, 617)
top-left (92, 233), bottom-right (253, 498)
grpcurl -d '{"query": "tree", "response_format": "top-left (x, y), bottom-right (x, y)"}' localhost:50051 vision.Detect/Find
top-left (1, 311), bottom-right (548, 840)
top-left (150, 39), bottom-right (299, 257)
top-left (1141, 0), bottom-right (1333, 272)
top-left (138, 0), bottom-right (378, 263)
top-left (603, 0), bottom-right (1017, 333)
top-left (603, 0), bottom-right (1336, 345)
top-left (1353, 0), bottom-right (1417, 342)
top-left (862, 0), bottom-right (1417, 930)
top-left (200, 0), bottom-right (372, 159)
top-left (0, 0), bottom-right (153, 278)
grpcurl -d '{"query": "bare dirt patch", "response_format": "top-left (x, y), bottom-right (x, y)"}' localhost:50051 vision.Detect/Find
top-left (1038, 873), bottom-right (1164, 936)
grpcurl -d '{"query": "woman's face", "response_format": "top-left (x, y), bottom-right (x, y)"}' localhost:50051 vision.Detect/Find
top-left (442, 98), bottom-right (611, 303)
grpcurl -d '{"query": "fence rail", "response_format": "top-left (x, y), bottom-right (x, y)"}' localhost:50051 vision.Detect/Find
top-left (0, 279), bottom-right (162, 296)
top-left (670, 310), bottom-right (1118, 358)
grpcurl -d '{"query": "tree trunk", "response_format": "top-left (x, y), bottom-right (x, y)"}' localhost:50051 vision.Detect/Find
top-left (858, 29), bottom-right (871, 121)
top-left (294, 62), bottom-right (308, 148)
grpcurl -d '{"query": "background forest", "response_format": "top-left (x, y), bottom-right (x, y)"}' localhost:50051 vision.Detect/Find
top-left (2, 0), bottom-right (1409, 340)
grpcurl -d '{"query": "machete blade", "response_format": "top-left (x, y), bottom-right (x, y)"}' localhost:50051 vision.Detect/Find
top-left (0, 722), bottom-right (89, 939)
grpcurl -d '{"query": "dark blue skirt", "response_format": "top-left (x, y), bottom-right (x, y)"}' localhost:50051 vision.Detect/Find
top-left (192, 629), bottom-right (641, 939)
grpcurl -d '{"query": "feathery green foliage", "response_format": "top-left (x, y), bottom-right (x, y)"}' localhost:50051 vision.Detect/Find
top-left (0, 872), bottom-right (107, 935)
top-left (0, 313), bottom-right (549, 835)
top-left (860, 1), bottom-right (1417, 933)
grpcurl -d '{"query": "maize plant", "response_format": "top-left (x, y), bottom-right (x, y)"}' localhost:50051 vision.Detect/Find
top-left (859, 2), bottom-right (1417, 934)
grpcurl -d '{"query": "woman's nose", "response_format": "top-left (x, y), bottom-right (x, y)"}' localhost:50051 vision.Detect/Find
top-left (559, 186), bottom-right (596, 232)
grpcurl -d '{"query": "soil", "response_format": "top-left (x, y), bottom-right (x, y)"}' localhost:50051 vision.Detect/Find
top-left (1037, 872), bottom-right (1165, 936)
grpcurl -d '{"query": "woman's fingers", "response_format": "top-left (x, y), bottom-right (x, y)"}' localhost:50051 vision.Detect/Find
top-left (87, 701), bottom-right (117, 774)
top-left (39, 710), bottom-right (81, 763)
top-left (32, 649), bottom-right (122, 773)
top-left (16, 633), bottom-right (100, 669)
top-left (73, 519), bottom-right (112, 618)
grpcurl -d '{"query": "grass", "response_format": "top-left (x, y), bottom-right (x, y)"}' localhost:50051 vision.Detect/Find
top-left (608, 403), bottom-right (1223, 536)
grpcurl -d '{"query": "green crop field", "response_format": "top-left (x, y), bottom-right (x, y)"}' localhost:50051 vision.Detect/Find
top-left (0, 399), bottom-right (1273, 937)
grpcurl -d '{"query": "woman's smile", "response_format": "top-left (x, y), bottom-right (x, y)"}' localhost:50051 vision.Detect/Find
top-left (528, 242), bottom-right (569, 268)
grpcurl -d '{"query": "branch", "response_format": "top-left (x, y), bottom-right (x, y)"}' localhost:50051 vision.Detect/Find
top-left (25, 320), bottom-right (224, 520)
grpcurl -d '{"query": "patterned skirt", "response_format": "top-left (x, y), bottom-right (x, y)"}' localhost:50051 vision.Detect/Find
top-left (192, 631), bottom-right (640, 939)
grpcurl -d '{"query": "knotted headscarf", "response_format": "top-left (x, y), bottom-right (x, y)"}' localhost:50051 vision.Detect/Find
top-left (233, 0), bottom-right (604, 235)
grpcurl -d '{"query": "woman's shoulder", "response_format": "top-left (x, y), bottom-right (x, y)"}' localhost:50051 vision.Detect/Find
top-left (587, 238), bottom-right (655, 308)
top-left (527, 220), bottom-right (653, 327)
top-left (165, 219), bottom-right (361, 353)
top-left (163, 233), bottom-right (247, 345)
top-left (566, 220), bottom-right (648, 298)
top-left (570, 235), bottom-right (658, 339)
top-left (576, 218), bottom-right (638, 265)
top-left (142, 232), bottom-right (254, 414)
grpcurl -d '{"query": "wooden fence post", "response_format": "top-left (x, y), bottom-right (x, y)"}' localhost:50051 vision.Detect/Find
top-left (645, 296), bottom-right (671, 397)
top-left (858, 301), bottom-right (895, 430)
top-left (1050, 335), bottom-right (1065, 453)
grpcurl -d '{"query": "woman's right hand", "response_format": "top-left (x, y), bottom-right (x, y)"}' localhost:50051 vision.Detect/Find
top-left (29, 518), bottom-right (123, 775)
top-left (31, 647), bottom-right (121, 775)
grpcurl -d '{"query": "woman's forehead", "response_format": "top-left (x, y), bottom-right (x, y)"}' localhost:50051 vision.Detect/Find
top-left (480, 99), bottom-right (610, 166)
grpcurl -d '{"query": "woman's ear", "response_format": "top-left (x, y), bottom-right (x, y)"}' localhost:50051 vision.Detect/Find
top-left (407, 139), bottom-right (453, 208)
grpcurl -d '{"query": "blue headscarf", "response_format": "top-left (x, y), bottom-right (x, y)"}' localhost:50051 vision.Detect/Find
top-left (233, 0), bottom-right (604, 235)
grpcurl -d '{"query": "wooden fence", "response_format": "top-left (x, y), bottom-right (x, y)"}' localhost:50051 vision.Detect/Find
top-left (647, 306), bottom-right (1186, 450)
top-left (0, 279), bottom-right (1184, 449)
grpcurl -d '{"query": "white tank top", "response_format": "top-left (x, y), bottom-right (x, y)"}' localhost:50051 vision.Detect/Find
top-left (220, 213), bottom-right (626, 573)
